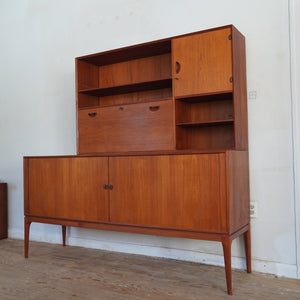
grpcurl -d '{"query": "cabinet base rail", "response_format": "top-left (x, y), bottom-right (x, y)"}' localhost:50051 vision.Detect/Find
top-left (24, 216), bottom-right (251, 295)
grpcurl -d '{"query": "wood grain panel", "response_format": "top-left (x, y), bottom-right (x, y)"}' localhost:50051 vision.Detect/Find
top-left (109, 154), bottom-right (224, 232)
top-left (78, 94), bottom-right (100, 108)
top-left (76, 60), bottom-right (99, 90)
top-left (173, 28), bottom-right (232, 97)
top-left (99, 88), bottom-right (172, 107)
top-left (176, 125), bottom-right (234, 150)
top-left (226, 151), bottom-right (250, 234)
top-left (0, 183), bottom-right (7, 239)
top-left (176, 99), bottom-right (233, 124)
top-left (99, 54), bottom-right (171, 87)
top-left (78, 100), bottom-right (174, 154)
top-left (27, 157), bottom-right (109, 222)
top-left (232, 26), bottom-right (248, 150)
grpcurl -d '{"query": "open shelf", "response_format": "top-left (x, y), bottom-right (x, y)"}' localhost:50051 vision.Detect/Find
top-left (78, 97), bottom-right (173, 111)
top-left (176, 119), bottom-right (234, 127)
top-left (175, 92), bottom-right (233, 102)
top-left (78, 78), bottom-right (172, 97)
top-left (78, 40), bottom-right (171, 66)
top-left (175, 93), bottom-right (234, 150)
top-left (176, 124), bottom-right (235, 150)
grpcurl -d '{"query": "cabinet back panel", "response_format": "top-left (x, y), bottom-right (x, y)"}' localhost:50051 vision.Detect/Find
top-left (176, 99), bottom-right (233, 124)
top-left (176, 125), bottom-right (234, 150)
top-left (99, 53), bottom-right (171, 87)
top-left (78, 100), bottom-right (174, 153)
top-left (99, 88), bottom-right (172, 107)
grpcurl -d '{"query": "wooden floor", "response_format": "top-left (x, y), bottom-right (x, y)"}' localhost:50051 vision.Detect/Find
top-left (0, 239), bottom-right (299, 299)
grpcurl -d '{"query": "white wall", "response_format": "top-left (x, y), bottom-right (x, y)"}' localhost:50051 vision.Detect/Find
top-left (289, 0), bottom-right (300, 278)
top-left (0, 0), bottom-right (299, 278)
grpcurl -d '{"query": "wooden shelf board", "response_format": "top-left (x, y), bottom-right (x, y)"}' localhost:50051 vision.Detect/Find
top-left (176, 119), bottom-right (234, 127)
top-left (78, 97), bottom-right (173, 111)
top-left (79, 78), bottom-right (172, 97)
top-left (78, 40), bottom-right (171, 66)
top-left (175, 91), bottom-right (233, 102)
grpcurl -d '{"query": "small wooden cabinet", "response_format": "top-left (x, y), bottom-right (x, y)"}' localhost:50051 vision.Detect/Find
top-left (172, 27), bottom-right (232, 96)
top-left (0, 183), bottom-right (8, 240)
top-left (24, 25), bottom-right (250, 295)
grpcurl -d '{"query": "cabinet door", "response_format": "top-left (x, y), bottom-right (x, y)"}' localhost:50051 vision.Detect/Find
top-left (109, 154), bottom-right (226, 232)
top-left (172, 28), bottom-right (232, 97)
top-left (78, 100), bottom-right (174, 154)
top-left (27, 157), bottom-right (109, 222)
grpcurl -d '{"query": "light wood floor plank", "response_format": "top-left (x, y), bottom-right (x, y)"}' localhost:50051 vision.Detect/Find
top-left (0, 239), bottom-right (299, 299)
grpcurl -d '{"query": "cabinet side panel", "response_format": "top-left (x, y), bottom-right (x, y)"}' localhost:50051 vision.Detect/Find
top-left (23, 158), bottom-right (29, 215)
top-left (77, 60), bottom-right (99, 90)
top-left (232, 27), bottom-right (248, 150)
top-left (0, 183), bottom-right (8, 239)
top-left (226, 151), bottom-right (250, 234)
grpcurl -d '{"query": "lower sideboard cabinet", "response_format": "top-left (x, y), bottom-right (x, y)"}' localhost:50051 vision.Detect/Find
top-left (23, 151), bottom-right (251, 294)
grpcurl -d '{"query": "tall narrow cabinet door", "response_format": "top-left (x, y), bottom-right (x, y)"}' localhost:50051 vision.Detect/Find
top-left (172, 27), bottom-right (232, 97)
top-left (109, 154), bottom-right (226, 232)
top-left (27, 157), bottom-right (109, 222)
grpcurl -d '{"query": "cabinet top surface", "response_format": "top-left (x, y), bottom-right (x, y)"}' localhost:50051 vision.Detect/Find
top-left (76, 25), bottom-right (240, 65)
top-left (23, 149), bottom-right (247, 159)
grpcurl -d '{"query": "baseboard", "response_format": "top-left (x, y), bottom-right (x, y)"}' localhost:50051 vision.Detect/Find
top-left (9, 228), bottom-right (298, 279)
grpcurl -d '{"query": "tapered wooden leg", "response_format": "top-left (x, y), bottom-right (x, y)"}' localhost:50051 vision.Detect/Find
top-left (24, 217), bottom-right (31, 258)
top-left (244, 226), bottom-right (251, 273)
top-left (62, 225), bottom-right (66, 246)
top-left (222, 236), bottom-right (233, 295)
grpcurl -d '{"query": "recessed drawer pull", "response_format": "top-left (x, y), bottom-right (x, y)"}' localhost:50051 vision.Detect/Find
top-left (175, 61), bottom-right (181, 74)
top-left (149, 106), bottom-right (160, 112)
top-left (88, 112), bottom-right (97, 117)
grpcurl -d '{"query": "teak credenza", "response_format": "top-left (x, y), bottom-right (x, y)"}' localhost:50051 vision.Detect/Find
top-left (24, 25), bottom-right (251, 295)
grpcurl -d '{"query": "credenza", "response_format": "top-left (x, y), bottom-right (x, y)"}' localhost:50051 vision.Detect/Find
top-left (24, 25), bottom-right (251, 294)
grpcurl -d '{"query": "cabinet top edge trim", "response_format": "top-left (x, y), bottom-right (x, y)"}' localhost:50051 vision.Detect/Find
top-left (76, 25), bottom-right (239, 66)
top-left (23, 149), bottom-right (249, 160)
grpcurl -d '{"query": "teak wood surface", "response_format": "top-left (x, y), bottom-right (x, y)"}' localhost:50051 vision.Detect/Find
top-left (24, 150), bottom-right (251, 295)
top-left (25, 157), bottom-right (109, 221)
top-left (25, 25), bottom-right (250, 295)
top-left (78, 99), bottom-right (174, 153)
top-left (109, 154), bottom-right (225, 231)
top-left (172, 27), bottom-right (232, 97)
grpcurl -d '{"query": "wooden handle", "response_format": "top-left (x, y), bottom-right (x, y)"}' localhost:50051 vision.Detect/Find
top-left (149, 106), bottom-right (160, 112)
top-left (88, 112), bottom-right (97, 117)
top-left (175, 61), bottom-right (181, 74)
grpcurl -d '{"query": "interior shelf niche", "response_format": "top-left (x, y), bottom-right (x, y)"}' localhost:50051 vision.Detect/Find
top-left (77, 48), bottom-right (172, 109)
top-left (175, 93), bottom-right (234, 150)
